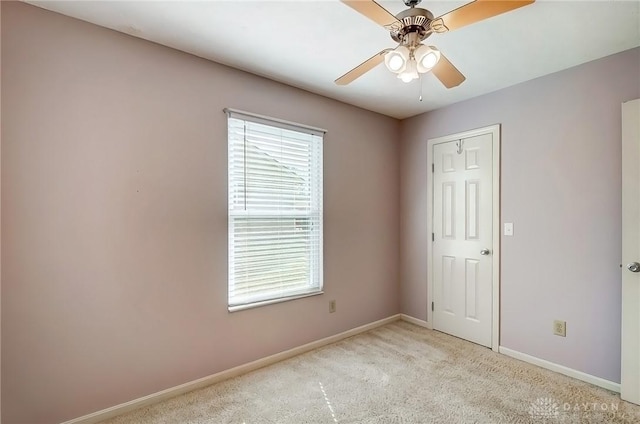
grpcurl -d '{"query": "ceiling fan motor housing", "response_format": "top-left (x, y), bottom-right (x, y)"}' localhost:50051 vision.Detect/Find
top-left (391, 8), bottom-right (435, 44)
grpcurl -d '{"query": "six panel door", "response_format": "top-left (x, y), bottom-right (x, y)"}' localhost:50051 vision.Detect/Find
top-left (432, 134), bottom-right (493, 347)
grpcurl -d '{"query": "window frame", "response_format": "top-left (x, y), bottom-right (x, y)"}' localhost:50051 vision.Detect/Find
top-left (225, 108), bottom-right (325, 311)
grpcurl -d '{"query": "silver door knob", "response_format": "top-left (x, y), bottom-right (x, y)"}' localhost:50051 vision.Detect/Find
top-left (480, 249), bottom-right (491, 256)
top-left (628, 262), bottom-right (640, 273)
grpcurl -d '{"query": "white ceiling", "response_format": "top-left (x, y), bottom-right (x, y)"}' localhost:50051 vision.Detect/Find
top-left (26, 0), bottom-right (640, 119)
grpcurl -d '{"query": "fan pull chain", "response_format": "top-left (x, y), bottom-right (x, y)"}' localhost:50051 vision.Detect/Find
top-left (418, 74), bottom-right (423, 102)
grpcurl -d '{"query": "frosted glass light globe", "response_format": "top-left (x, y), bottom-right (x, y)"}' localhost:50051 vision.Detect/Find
top-left (415, 45), bottom-right (441, 73)
top-left (388, 54), bottom-right (405, 72)
top-left (400, 73), bottom-right (414, 83)
top-left (384, 46), bottom-right (409, 74)
top-left (421, 52), bottom-right (438, 69)
top-left (397, 59), bottom-right (419, 83)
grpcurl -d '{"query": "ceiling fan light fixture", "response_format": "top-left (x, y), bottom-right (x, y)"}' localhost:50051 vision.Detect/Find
top-left (384, 46), bottom-right (410, 73)
top-left (415, 45), bottom-right (441, 73)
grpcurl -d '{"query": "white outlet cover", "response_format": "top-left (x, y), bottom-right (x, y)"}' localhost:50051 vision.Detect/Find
top-left (504, 223), bottom-right (514, 236)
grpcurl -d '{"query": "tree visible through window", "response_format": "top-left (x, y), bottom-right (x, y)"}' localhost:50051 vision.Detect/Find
top-left (226, 109), bottom-right (324, 309)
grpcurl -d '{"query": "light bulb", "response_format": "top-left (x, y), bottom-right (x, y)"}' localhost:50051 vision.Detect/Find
top-left (421, 52), bottom-right (438, 69)
top-left (387, 54), bottom-right (405, 72)
top-left (384, 46), bottom-right (410, 74)
top-left (397, 59), bottom-right (419, 83)
top-left (415, 45), bottom-right (441, 73)
top-left (399, 73), bottom-right (414, 83)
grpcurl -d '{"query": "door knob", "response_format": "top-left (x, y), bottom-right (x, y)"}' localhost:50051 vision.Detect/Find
top-left (627, 262), bottom-right (640, 273)
top-left (480, 249), bottom-right (491, 256)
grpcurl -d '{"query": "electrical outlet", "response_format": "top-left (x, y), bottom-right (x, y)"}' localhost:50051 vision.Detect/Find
top-left (553, 320), bottom-right (566, 337)
top-left (329, 300), bottom-right (336, 313)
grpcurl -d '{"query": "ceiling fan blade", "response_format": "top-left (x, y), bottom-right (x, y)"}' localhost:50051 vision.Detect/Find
top-left (335, 49), bottom-right (391, 85)
top-left (432, 52), bottom-right (466, 88)
top-left (340, 0), bottom-right (401, 29)
top-left (434, 0), bottom-right (535, 32)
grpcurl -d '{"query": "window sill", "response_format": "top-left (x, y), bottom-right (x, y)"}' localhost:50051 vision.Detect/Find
top-left (228, 291), bottom-right (324, 313)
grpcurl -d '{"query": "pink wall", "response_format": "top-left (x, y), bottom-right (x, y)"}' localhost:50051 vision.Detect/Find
top-left (400, 47), bottom-right (640, 383)
top-left (3, 1), bottom-right (638, 422)
top-left (0, 3), bottom-right (400, 423)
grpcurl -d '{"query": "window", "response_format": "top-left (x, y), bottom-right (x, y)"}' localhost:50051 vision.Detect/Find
top-left (226, 109), bottom-right (324, 310)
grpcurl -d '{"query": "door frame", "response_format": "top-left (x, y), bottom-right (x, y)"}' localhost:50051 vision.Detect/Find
top-left (426, 124), bottom-right (501, 352)
top-left (621, 98), bottom-right (640, 404)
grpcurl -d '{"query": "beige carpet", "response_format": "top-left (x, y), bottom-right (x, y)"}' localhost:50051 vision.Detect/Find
top-left (101, 321), bottom-right (640, 423)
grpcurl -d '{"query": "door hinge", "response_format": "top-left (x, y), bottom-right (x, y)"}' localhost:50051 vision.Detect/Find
top-left (431, 302), bottom-right (434, 312)
top-left (432, 233), bottom-right (435, 242)
top-left (432, 163), bottom-right (434, 173)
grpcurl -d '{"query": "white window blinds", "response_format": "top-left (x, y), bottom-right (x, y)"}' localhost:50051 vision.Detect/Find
top-left (226, 109), bottom-right (324, 309)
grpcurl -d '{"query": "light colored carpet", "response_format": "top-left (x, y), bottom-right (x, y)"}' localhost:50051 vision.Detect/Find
top-left (101, 321), bottom-right (640, 423)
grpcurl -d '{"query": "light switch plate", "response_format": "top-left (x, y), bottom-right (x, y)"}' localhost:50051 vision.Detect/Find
top-left (504, 223), bottom-right (514, 236)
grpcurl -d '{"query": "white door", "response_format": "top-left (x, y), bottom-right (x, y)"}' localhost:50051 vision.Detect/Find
top-left (622, 98), bottom-right (640, 405)
top-left (432, 132), bottom-right (495, 348)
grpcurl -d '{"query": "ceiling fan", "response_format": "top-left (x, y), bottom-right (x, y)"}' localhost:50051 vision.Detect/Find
top-left (335, 0), bottom-right (535, 87)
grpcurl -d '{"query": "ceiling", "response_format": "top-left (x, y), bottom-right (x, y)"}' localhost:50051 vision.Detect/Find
top-left (26, 0), bottom-right (640, 119)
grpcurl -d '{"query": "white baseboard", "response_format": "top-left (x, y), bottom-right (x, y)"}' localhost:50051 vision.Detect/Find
top-left (61, 314), bottom-right (401, 424)
top-left (499, 346), bottom-right (621, 393)
top-left (400, 314), bottom-right (432, 329)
